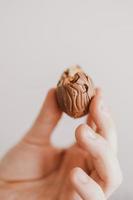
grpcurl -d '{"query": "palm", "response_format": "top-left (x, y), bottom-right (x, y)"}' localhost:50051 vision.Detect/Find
top-left (1, 142), bottom-right (93, 200)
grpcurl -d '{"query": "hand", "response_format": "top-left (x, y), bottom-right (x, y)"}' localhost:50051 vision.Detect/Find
top-left (0, 88), bottom-right (122, 200)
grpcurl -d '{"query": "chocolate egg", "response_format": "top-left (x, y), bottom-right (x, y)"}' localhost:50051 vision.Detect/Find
top-left (56, 65), bottom-right (95, 118)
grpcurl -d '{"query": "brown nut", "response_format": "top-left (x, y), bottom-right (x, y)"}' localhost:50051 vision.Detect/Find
top-left (56, 65), bottom-right (95, 118)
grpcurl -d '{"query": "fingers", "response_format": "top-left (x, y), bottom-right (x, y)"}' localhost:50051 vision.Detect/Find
top-left (75, 124), bottom-right (123, 198)
top-left (88, 88), bottom-right (117, 153)
top-left (23, 88), bottom-right (62, 145)
top-left (70, 167), bottom-right (105, 200)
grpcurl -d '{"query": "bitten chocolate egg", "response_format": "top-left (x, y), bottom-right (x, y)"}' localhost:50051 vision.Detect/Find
top-left (56, 65), bottom-right (95, 118)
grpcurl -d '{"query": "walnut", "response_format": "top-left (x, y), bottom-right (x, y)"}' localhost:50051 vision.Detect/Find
top-left (56, 65), bottom-right (95, 118)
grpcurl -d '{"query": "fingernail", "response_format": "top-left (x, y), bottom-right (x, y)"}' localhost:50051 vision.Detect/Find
top-left (76, 169), bottom-right (89, 184)
top-left (86, 129), bottom-right (97, 140)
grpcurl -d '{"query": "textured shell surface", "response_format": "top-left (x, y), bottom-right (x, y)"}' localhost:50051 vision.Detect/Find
top-left (56, 66), bottom-right (95, 118)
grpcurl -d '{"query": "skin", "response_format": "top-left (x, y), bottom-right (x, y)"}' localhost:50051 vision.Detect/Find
top-left (0, 88), bottom-right (122, 200)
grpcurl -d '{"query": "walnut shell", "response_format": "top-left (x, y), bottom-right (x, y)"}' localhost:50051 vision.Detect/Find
top-left (56, 65), bottom-right (95, 118)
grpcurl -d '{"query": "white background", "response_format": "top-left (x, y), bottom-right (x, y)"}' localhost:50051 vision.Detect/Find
top-left (0, 0), bottom-right (133, 199)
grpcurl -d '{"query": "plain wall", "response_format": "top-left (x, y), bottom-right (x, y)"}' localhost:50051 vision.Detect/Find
top-left (0, 0), bottom-right (133, 199)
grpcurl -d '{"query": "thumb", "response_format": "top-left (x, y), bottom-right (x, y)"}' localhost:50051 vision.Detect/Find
top-left (0, 88), bottom-right (63, 181)
top-left (24, 88), bottom-right (62, 145)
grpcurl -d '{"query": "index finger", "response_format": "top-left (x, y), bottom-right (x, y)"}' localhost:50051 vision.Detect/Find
top-left (87, 88), bottom-right (117, 154)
